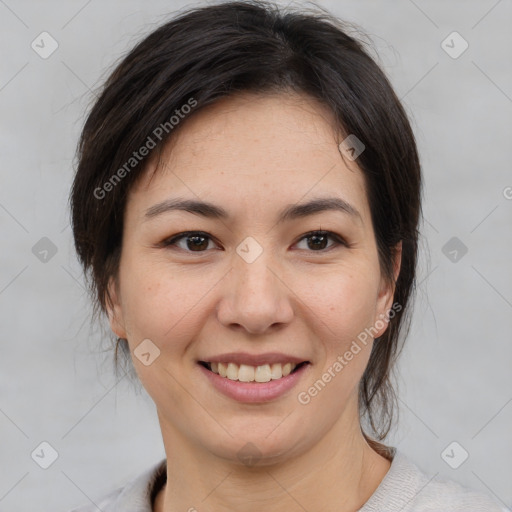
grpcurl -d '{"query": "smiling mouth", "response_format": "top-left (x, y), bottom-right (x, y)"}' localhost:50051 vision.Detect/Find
top-left (199, 361), bottom-right (309, 383)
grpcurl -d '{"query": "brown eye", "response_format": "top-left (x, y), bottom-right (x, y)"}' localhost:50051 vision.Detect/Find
top-left (294, 230), bottom-right (346, 252)
top-left (161, 229), bottom-right (346, 254)
top-left (162, 231), bottom-right (216, 252)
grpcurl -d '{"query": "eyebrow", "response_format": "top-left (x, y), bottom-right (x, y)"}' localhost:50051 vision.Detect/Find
top-left (144, 196), bottom-right (362, 224)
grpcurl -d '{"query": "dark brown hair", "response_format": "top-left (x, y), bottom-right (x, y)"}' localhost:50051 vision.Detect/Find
top-left (70, 0), bottom-right (422, 448)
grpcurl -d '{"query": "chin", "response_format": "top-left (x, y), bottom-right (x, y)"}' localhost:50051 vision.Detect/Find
top-left (201, 424), bottom-right (313, 468)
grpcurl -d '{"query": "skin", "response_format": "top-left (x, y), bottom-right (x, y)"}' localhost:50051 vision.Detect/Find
top-left (107, 91), bottom-right (402, 512)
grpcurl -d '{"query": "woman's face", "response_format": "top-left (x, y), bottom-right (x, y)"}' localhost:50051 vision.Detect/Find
top-left (108, 92), bottom-right (400, 466)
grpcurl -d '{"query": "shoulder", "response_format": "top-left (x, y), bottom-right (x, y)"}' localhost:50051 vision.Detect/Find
top-left (67, 458), bottom-right (167, 512)
top-left (360, 448), bottom-right (506, 512)
top-left (415, 476), bottom-right (506, 511)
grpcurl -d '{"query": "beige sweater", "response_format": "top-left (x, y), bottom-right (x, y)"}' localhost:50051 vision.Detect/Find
top-left (69, 448), bottom-right (507, 511)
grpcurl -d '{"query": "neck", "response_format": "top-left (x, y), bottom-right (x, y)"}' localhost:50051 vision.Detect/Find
top-left (154, 405), bottom-right (391, 512)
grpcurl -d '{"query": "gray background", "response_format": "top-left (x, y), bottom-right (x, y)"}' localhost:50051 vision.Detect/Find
top-left (0, 0), bottom-right (511, 510)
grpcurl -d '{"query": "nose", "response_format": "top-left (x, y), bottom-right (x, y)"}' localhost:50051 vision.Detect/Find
top-left (216, 250), bottom-right (294, 335)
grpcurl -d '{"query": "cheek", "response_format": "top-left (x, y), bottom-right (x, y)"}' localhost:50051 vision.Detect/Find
top-left (118, 258), bottom-right (217, 346)
top-left (118, 249), bottom-right (380, 359)
top-left (299, 264), bottom-right (380, 343)
top-left (296, 269), bottom-right (379, 410)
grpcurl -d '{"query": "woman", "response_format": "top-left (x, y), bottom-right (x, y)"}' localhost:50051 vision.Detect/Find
top-left (69, 1), bottom-right (505, 510)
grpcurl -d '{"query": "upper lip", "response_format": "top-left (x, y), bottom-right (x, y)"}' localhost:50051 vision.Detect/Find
top-left (199, 352), bottom-right (310, 367)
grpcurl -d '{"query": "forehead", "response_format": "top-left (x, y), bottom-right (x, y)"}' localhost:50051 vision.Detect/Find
top-left (128, 92), bottom-right (370, 223)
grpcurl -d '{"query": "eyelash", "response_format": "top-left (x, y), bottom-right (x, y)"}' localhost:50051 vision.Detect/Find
top-left (160, 230), bottom-right (348, 254)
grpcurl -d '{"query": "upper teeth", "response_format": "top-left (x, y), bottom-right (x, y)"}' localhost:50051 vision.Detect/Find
top-left (209, 362), bottom-right (297, 382)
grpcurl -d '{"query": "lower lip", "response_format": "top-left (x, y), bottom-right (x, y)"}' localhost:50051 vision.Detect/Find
top-left (198, 363), bottom-right (311, 403)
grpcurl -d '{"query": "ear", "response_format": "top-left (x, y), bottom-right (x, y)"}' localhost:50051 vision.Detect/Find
top-left (374, 241), bottom-right (402, 338)
top-left (105, 276), bottom-right (127, 339)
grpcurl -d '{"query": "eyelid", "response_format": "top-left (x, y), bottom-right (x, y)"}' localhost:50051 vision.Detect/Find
top-left (293, 230), bottom-right (348, 251)
top-left (160, 230), bottom-right (348, 253)
top-left (160, 231), bottom-right (218, 252)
